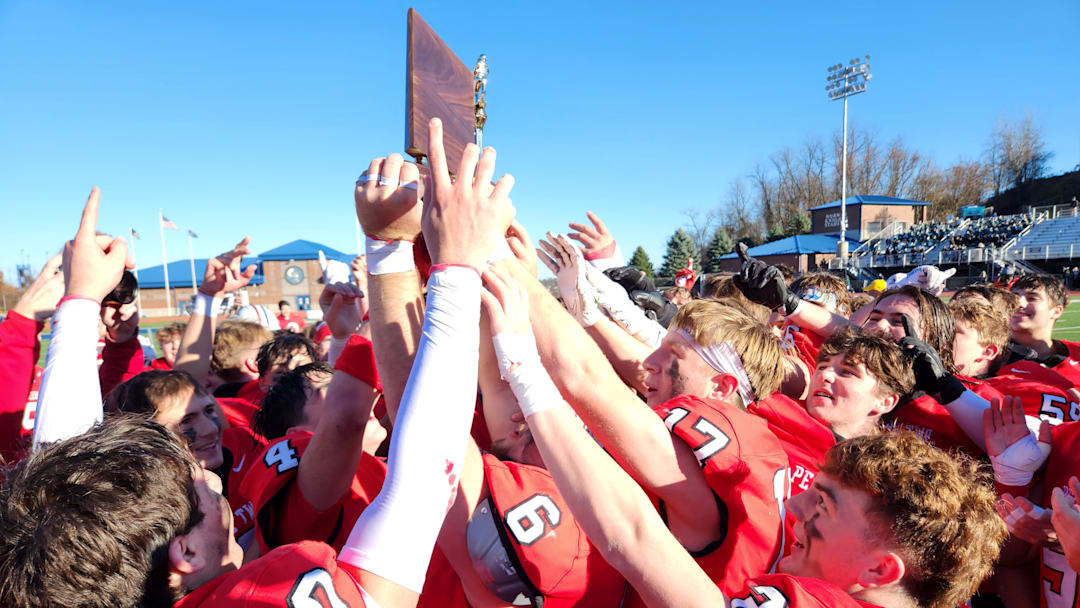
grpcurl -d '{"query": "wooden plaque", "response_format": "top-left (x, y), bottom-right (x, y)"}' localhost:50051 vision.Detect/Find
top-left (405, 8), bottom-right (474, 171)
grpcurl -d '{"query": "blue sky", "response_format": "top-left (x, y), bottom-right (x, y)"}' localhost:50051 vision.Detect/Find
top-left (1, 0), bottom-right (1077, 283)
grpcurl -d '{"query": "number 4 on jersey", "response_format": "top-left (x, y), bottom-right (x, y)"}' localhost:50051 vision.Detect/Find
top-left (265, 439), bottom-right (300, 473)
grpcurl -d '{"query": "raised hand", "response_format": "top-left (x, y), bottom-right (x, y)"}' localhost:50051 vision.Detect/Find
top-left (319, 251), bottom-right (363, 298)
top-left (355, 153), bottom-right (424, 242)
top-left (996, 492), bottom-right (1057, 546)
top-left (984, 395), bottom-right (1050, 458)
top-left (62, 188), bottom-right (136, 303)
top-left (320, 286), bottom-right (363, 340)
top-left (568, 211), bottom-right (620, 266)
top-left (733, 243), bottom-right (797, 314)
top-left (12, 254), bottom-right (64, 321)
top-left (537, 233), bottom-right (602, 326)
top-left (199, 237), bottom-right (257, 297)
top-left (506, 220), bottom-right (538, 278)
top-left (421, 117), bottom-right (514, 269)
top-left (101, 302), bottom-right (139, 343)
top-left (1051, 477), bottom-right (1080, 571)
top-left (480, 263), bottom-right (531, 338)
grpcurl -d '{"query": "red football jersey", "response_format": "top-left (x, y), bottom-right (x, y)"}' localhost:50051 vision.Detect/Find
top-left (1049, 340), bottom-right (1080, 387)
top-left (1039, 422), bottom-right (1080, 608)
top-left (236, 379), bottom-right (267, 406)
top-left (988, 363), bottom-right (1080, 425)
top-left (885, 394), bottom-right (982, 458)
top-left (481, 453), bottom-right (626, 607)
top-left (220, 425), bottom-right (267, 503)
top-left (651, 395), bottom-right (789, 596)
top-left (781, 322), bottom-right (826, 372)
top-left (218, 397), bottom-right (260, 430)
top-left (174, 541), bottom-right (370, 607)
top-left (748, 393), bottom-right (834, 497)
top-left (233, 430), bottom-right (386, 554)
top-left (19, 365), bottom-right (42, 438)
top-left (731, 573), bottom-right (881, 608)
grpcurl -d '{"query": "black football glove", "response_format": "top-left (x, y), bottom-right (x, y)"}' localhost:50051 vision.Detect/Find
top-left (733, 243), bottom-right (800, 315)
top-left (897, 314), bottom-right (965, 403)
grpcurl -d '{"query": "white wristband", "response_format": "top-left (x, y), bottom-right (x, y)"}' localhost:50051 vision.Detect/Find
top-left (192, 292), bottom-right (220, 317)
top-left (366, 236), bottom-right (416, 275)
top-left (492, 332), bottom-right (569, 418)
top-left (990, 435), bottom-right (1052, 486)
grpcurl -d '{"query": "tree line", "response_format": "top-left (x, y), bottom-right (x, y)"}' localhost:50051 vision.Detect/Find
top-left (630, 116), bottom-right (1056, 279)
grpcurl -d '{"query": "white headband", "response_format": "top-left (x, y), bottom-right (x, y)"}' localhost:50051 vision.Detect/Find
top-left (673, 329), bottom-right (755, 405)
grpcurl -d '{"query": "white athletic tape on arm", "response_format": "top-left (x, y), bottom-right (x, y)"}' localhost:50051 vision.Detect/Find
top-left (33, 299), bottom-right (104, 449)
top-left (990, 434), bottom-right (1052, 487)
top-left (365, 236), bottom-right (415, 275)
top-left (492, 331), bottom-right (569, 419)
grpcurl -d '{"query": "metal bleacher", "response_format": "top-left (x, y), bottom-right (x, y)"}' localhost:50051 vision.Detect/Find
top-left (1011, 212), bottom-right (1080, 261)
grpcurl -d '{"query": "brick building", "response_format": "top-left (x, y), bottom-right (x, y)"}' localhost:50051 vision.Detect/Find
top-left (135, 239), bottom-right (353, 318)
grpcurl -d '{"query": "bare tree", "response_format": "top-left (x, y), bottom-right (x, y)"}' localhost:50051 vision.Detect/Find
top-left (986, 115), bottom-right (1054, 194)
top-left (722, 177), bottom-right (762, 243)
top-left (883, 137), bottom-right (922, 198)
top-left (681, 207), bottom-right (719, 262)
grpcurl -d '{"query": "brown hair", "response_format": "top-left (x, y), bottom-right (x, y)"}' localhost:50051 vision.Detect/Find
top-left (874, 285), bottom-right (956, 371)
top-left (670, 299), bottom-right (784, 403)
top-left (949, 299), bottom-right (1009, 373)
top-left (1011, 274), bottom-right (1068, 309)
top-left (155, 322), bottom-right (185, 346)
top-left (0, 416), bottom-right (202, 607)
top-left (662, 286), bottom-right (691, 305)
top-left (789, 272), bottom-right (851, 315)
top-left (256, 333), bottom-right (318, 378)
top-left (211, 320), bottom-right (272, 378)
top-left (849, 293), bottom-right (874, 312)
top-left (256, 362), bottom-right (334, 440)
top-left (105, 369), bottom-right (211, 418)
top-left (821, 432), bottom-right (1007, 608)
top-left (952, 284), bottom-right (1019, 319)
top-left (818, 327), bottom-right (915, 398)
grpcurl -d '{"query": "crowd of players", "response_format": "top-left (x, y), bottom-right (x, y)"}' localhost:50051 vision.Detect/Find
top-left (2, 119), bottom-right (1080, 607)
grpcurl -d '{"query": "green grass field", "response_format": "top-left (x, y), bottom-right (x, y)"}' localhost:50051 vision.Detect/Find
top-left (35, 318), bottom-right (178, 367)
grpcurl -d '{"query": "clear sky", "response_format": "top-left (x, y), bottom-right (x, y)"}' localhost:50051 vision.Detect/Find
top-left (1, 0), bottom-right (1077, 283)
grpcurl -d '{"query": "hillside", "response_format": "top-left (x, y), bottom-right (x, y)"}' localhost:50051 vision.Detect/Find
top-left (985, 169), bottom-right (1080, 214)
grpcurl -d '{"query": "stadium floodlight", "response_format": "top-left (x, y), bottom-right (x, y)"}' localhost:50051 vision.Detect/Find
top-left (825, 54), bottom-right (873, 262)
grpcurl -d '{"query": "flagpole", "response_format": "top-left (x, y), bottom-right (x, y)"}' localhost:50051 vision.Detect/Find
top-left (188, 231), bottom-right (197, 293)
top-left (129, 227), bottom-right (139, 281)
top-left (160, 210), bottom-right (172, 315)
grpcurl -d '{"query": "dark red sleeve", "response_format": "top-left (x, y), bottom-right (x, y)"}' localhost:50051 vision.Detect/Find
top-left (333, 335), bottom-right (381, 392)
top-left (98, 337), bottom-right (147, 398)
top-left (0, 311), bottom-right (42, 462)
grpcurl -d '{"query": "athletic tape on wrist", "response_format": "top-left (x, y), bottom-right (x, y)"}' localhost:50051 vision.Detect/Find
top-left (366, 236), bottom-right (415, 275)
top-left (492, 332), bottom-right (567, 418)
top-left (192, 292), bottom-right (220, 317)
top-left (673, 329), bottom-right (755, 405)
top-left (990, 434), bottom-right (1051, 486)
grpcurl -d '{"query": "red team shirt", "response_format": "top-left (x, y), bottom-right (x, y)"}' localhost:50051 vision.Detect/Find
top-left (1040, 421), bottom-right (1080, 608)
top-left (174, 541), bottom-right (371, 607)
top-left (886, 393), bottom-right (983, 458)
top-left (992, 360), bottom-right (1080, 425)
top-left (650, 395), bottom-right (789, 597)
top-left (781, 322), bottom-right (825, 373)
top-left (1047, 340), bottom-right (1080, 387)
top-left (480, 453), bottom-right (626, 607)
top-left (730, 573), bottom-right (882, 608)
top-left (748, 392), bottom-right (835, 498)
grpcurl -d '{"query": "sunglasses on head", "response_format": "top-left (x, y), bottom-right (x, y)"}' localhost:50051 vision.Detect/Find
top-left (102, 270), bottom-right (139, 306)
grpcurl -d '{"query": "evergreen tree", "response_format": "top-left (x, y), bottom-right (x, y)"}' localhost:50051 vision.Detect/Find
top-left (784, 210), bottom-right (811, 236)
top-left (703, 228), bottom-right (734, 273)
top-left (660, 229), bottom-right (700, 277)
top-left (629, 246), bottom-right (655, 279)
top-left (766, 222), bottom-right (785, 242)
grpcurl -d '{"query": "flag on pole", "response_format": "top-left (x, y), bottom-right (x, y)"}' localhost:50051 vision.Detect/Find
top-left (130, 228), bottom-right (141, 239)
top-left (161, 216), bottom-right (178, 230)
top-left (188, 230), bottom-right (198, 238)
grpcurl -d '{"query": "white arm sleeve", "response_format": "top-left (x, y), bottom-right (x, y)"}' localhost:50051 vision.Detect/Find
top-left (586, 265), bottom-right (665, 348)
top-left (338, 267), bottom-right (481, 593)
top-left (940, 389), bottom-right (990, 452)
top-left (32, 299), bottom-right (104, 450)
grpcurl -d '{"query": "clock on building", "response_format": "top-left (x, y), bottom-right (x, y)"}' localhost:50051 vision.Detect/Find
top-left (284, 265), bottom-right (305, 285)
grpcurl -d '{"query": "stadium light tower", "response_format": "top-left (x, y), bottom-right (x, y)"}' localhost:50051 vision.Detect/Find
top-left (826, 55), bottom-right (872, 262)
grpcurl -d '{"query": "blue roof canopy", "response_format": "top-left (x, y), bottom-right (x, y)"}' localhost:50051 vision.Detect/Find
top-left (809, 194), bottom-right (931, 211)
top-left (135, 239), bottom-right (353, 289)
top-left (258, 239), bottom-right (353, 262)
top-left (719, 234), bottom-right (851, 259)
top-left (136, 257), bottom-right (264, 289)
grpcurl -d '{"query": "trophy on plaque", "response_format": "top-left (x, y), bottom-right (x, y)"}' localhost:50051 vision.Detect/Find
top-left (404, 9), bottom-right (489, 172)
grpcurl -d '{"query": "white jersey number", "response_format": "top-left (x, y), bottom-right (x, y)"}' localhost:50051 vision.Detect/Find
top-left (731, 585), bottom-right (789, 607)
top-left (265, 439), bottom-right (300, 474)
top-left (663, 407), bottom-right (731, 463)
top-left (1039, 394), bottom-right (1080, 425)
top-left (505, 494), bottom-right (562, 546)
top-left (287, 568), bottom-right (349, 608)
top-left (1043, 545), bottom-right (1079, 608)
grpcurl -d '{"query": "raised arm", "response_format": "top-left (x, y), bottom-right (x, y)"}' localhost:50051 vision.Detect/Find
top-left (501, 245), bottom-right (725, 552)
top-left (480, 264), bottom-right (722, 608)
top-left (341, 118), bottom-right (514, 608)
top-left (174, 237), bottom-right (256, 388)
top-left (34, 188), bottom-right (134, 448)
